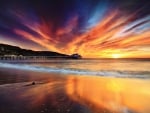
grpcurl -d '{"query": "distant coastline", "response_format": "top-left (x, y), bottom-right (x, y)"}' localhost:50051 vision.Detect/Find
top-left (0, 43), bottom-right (82, 60)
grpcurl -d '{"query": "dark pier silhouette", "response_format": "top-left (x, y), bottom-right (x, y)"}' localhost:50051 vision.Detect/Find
top-left (0, 55), bottom-right (81, 62)
top-left (0, 43), bottom-right (82, 61)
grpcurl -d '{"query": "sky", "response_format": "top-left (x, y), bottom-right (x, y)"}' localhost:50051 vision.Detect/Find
top-left (0, 0), bottom-right (150, 58)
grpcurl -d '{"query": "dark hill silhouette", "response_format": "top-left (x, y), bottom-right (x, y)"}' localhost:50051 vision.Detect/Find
top-left (0, 43), bottom-right (81, 59)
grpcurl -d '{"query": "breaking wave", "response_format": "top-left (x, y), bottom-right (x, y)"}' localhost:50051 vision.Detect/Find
top-left (0, 63), bottom-right (150, 79)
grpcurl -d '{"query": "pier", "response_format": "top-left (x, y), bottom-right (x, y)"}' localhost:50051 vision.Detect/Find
top-left (0, 56), bottom-right (72, 62)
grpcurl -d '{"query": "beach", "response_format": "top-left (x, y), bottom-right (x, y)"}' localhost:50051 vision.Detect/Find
top-left (0, 59), bottom-right (150, 113)
top-left (0, 68), bottom-right (92, 113)
top-left (0, 0), bottom-right (149, 112)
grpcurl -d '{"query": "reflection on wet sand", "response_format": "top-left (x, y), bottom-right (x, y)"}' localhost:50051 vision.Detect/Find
top-left (0, 81), bottom-right (91, 113)
top-left (66, 76), bottom-right (150, 113)
top-left (0, 68), bottom-right (150, 113)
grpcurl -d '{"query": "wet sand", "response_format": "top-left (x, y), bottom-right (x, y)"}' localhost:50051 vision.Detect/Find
top-left (66, 76), bottom-right (150, 113)
top-left (0, 68), bottom-right (150, 113)
top-left (0, 82), bottom-right (93, 113)
top-left (0, 68), bottom-right (92, 113)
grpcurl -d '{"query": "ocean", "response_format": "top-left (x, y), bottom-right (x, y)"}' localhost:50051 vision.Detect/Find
top-left (0, 59), bottom-right (150, 113)
top-left (0, 59), bottom-right (150, 78)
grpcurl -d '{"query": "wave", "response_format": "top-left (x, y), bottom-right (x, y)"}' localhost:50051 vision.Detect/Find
top-left (0, 63), bottom-right (150, 79)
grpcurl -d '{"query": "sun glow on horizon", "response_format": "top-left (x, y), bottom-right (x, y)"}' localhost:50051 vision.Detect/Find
top-left (112, 54), bottom-right (121, 58)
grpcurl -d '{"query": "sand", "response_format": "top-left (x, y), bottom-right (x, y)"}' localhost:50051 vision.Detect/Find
top-left (0, 68), bottom-right (150, 113)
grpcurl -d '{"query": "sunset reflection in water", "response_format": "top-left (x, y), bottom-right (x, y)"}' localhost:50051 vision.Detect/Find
top-left (1, 67), bottom-right (150, 113)
top-left (66, 76), bottom-right (150, 113)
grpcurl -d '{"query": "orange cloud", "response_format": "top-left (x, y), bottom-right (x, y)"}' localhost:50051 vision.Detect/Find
top-left (13, 11), bottom-right (150, 58)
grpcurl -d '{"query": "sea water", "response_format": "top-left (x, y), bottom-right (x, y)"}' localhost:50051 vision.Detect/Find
top-left (0, 59), bottom-right (150, 78)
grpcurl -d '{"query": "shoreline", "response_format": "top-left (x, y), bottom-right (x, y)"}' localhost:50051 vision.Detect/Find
top-left (0, 67), bottom-right (150, 113)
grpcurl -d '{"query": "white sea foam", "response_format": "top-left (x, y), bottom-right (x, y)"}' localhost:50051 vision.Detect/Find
top-left (0, 63), bottom-right (149, 78)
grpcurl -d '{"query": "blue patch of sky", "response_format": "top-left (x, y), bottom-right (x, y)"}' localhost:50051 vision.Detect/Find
top-left (86, 1), bottom-right (109, 29)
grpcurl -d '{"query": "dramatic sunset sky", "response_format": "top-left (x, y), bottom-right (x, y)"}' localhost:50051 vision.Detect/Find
top-left (0, 0), bottom-right (149, 58)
